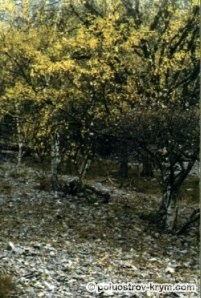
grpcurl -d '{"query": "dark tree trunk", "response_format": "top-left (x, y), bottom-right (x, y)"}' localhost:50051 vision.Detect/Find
top-left (120, 160), bottom-right (128, 178)
top-left (66, 158), bottom-right (73, 175)
top-left (176, 209), bottom-right (200, 235)
top-left (140, 153), bottom-right (153, 177)
top-left (119, 142), bottom-right (128, 178)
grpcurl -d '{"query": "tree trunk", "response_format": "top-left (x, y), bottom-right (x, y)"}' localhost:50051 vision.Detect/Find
top-left (140, 152), bottom-right (153, 177)
top-left (78, 152), bottom-right (92, 184)
top-left (157, 185), bottom-right (179, 231)
top-left (155, 161), bottom-right (196, 231)
top-left (15, 103), bottom-right (23, 166)
top-left (66, 158), bottom-right (73, 175)
top-left (16, 116), bottom-right (23, 166)
top-left (119, 142), bottom-right (128, 178)
top-left (165, 192), bottom-right (179, 231)
top-left (51, 133), bottom-right (60, 197)
top-left (176, 209), bottom-right (200, 235)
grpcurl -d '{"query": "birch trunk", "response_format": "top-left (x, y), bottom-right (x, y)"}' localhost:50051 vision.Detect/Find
top-left (51, 133), bottom-right (60, 197)
top-left (159, 186), bottom-right (179, 231)
top-left (78, 153), bottom-right (92, 184)
top-left (15, 103), bottom-right (23, 166)
top-left (158, 160), bottom-right (195, 231)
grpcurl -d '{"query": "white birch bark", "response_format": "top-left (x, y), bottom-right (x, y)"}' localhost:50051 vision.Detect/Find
top-left (15, 103), bottom-right (23, 166)
top-left (165, 195), bottom-right (179, 231)
top-left (78, 153), bottom-right (92, 184)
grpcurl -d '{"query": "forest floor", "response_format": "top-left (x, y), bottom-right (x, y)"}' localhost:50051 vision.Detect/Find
top-left (0, 161), bottom-right (199, 297)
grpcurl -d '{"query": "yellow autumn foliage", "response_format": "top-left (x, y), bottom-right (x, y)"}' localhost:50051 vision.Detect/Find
top-left (0, 0), bottom-right (199, 154)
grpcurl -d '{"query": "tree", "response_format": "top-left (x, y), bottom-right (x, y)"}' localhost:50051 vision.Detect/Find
top-left (0, 0), bottom-right (199, 230)
top-left (105, 1), bottom-right (199, 230)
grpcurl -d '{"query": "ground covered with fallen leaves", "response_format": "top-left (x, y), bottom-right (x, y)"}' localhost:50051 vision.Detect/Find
top-left (0, 161), bottom-right (199, 297)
